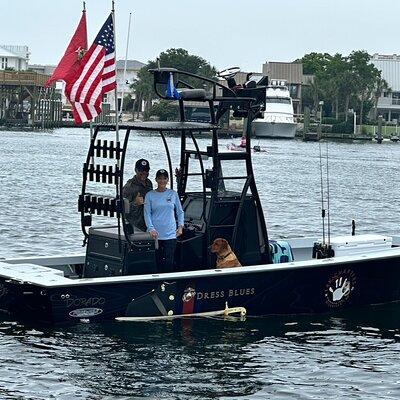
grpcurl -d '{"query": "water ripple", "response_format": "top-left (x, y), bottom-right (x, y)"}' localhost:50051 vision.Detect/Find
top-left (1, 130), bottom-right (400, 398)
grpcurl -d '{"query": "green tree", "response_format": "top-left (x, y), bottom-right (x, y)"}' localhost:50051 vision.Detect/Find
top-left (147, 100), bottom-right (179, 121)
top-left (322, 53), bottom-right (349, 119)
top-left (301, 51), bottom-right (384, 124)
top-left (304, 79), bottom-right (322, 114)
top-left (131, 48), bottom-right (217, 120)
top-left (337, 67), bottom-right (357, 121)
top-left (348, 50), bottom-right (382, 126)
top-left (300, 52), bottom-right (331, 75)
top-left (301, 52), bottom-right (332, 116)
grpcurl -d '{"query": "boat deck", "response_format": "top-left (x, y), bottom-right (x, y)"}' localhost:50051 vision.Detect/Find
top-left (0, 262), bottom-right (72, 286)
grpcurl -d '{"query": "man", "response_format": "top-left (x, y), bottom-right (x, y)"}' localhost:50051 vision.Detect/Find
top-left (122, 159), bottom-right (153, 232)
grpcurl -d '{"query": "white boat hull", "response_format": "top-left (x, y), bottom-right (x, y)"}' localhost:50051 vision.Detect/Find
top-left (253, 121), bottom-right (297, 139)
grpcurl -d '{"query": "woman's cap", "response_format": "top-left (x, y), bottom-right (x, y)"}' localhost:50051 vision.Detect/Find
top-left (156, 169), bottom-right (169, 178)
top-left (135, 159), bottom-right (150, 172)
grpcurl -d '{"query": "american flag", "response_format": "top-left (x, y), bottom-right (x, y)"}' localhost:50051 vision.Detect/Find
top-left (65, 13), bottom-right (116, 124)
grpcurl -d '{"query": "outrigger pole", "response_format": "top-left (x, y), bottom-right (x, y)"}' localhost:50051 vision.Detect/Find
top-left (111, 1), bottom-right (122, 243)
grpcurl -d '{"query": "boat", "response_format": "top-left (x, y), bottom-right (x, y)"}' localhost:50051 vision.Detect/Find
top-left (252, 79), bottom-right (297, 138)
top-left (1, 67), bottom-right (400, 325)
top-left (226, 140), bottom-right (267, 153)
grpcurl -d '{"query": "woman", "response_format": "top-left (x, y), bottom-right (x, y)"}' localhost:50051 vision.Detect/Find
top-left (144, 169), bottom-right (184, 273)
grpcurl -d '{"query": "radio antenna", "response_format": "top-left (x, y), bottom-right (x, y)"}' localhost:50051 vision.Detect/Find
top-left (326, 142), bottom-right (331, 246)
top-left (319, 142), bottom-right (326, 245)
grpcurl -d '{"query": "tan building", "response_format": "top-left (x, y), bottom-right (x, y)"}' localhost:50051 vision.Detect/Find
top-left (262, 61), bottom-right (312, 115)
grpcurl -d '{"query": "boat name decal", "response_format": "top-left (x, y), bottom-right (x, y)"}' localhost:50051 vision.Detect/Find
top-left (325, 269), bottom-right (356, 307)
top-left (69, 308), bottom-right (103, 318)
top-left (195, 288), bottom-right (255, 300)
top-left (65, 297), bottom-right (106, 308)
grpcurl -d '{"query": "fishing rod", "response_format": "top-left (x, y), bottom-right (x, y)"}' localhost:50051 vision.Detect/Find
top-left (326, 142), bottom-right (331, 247)
top-left (319, 141), bottom-right (326, 246)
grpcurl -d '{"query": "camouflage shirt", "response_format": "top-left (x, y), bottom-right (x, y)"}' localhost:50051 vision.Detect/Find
top-left (122, 176), bottom-right (153, 231)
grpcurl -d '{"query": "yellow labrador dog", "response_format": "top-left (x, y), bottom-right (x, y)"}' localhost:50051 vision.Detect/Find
top-left (210, 238), bottom-right (242, 268)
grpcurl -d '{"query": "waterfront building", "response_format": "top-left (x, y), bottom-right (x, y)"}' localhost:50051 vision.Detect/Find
top-left (371, 54), bottom-right (400, 122)
top-left (28, 60), bottom-right (145, 112)
top-left (27, 60), bottom-right (145, 120)
top-left (0, 45), bottom-right (30, 71)
top-left (0, 52), bottom-right (62, 126)
top-left (28, 64), bottom-right (56, 76)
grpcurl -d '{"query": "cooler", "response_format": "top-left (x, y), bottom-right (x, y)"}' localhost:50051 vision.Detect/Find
top-left (323, 234), bottom-right (392, 258)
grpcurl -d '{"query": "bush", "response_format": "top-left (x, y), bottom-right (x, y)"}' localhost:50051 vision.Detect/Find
top-left (322, 117), bottom-right (340, 125)
top-left (148, 100), bottom-right (179, 121)
top-left (322, 124), bottom-right (332, 133)
top-left (331, 119), bottom-right (354, 134)
top-left (309, 124), bottom-right (332, 133)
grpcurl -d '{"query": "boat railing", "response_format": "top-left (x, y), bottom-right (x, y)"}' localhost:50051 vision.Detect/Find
top-left (148, 67), bottom-right (267, 123)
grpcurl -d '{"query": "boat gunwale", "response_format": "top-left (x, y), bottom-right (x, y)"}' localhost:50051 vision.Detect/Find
top-left (1, 246), bottom-right (400, 289)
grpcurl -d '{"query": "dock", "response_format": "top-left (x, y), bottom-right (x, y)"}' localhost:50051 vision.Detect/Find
top-left (0, 70), bottom-right (61, 128)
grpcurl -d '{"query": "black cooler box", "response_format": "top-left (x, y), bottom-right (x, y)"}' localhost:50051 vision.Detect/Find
top-left (84, 226), bottom-right (157, 278)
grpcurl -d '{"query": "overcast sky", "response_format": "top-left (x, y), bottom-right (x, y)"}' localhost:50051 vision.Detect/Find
top-left (1, 0), bottom-right (399, 72)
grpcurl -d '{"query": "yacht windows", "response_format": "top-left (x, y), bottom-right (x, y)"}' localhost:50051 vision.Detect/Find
top-left (265, 98), bottom-right (291, 104)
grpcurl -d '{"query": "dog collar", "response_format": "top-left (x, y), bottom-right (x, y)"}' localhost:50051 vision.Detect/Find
top-left (217, 251), bottom-right (233, 260)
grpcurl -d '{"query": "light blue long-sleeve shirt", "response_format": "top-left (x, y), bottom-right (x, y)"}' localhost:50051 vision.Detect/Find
top-left (144, 189), bottom-right (184, 240)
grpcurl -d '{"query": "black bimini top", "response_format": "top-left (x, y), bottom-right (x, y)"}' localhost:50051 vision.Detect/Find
top-left (96, 121), bottom-right (216, 132)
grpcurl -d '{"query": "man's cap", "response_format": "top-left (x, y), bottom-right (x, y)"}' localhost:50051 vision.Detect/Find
top-left (135, 159), bottom-right (150, 172)
top-left (155, 169), bottom-right (169, 178)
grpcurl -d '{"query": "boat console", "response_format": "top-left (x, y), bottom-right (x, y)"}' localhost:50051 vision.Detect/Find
top-left (78, 67), bottom-right (272, 278)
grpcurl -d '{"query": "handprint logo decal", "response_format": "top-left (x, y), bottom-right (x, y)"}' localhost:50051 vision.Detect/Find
top-left (325, 269), bottom-right (356, 307)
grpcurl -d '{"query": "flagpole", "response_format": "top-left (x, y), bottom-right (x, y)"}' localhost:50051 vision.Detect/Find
top-left (83, 1), bottom-right (94, 156)
top-left (112, 1), bottom-right (119, 136)
top-left (119, 12), bottom-right (132, 118)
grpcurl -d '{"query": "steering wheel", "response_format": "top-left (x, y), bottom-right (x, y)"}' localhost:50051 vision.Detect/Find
top-left (218, 67), bottom-right (241, 79)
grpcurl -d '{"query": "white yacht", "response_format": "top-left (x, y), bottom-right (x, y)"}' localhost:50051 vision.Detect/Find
top-left (253, 79), bottom-right (297, 138)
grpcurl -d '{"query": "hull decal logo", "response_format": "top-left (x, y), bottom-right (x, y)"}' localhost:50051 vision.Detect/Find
top-left (69, 308), bottom-right (103, 318)
top-left (182, 287), bottom-right (196, 303)
top-left (325, 269), bottom-right (356, 307)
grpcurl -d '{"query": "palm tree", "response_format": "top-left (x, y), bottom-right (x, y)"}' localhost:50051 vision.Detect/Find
top-left (307, 79), bottom-right (321, 115)
top-left (372, 77), bottom-right (391, 120)
top-left (130, 66), bottom-right (156, 120)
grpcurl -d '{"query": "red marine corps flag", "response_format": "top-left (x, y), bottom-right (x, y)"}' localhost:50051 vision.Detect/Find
top-left (46, 9), bottom-right (88, 87)
top-left (65, 13), bottom-right (116, 124)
